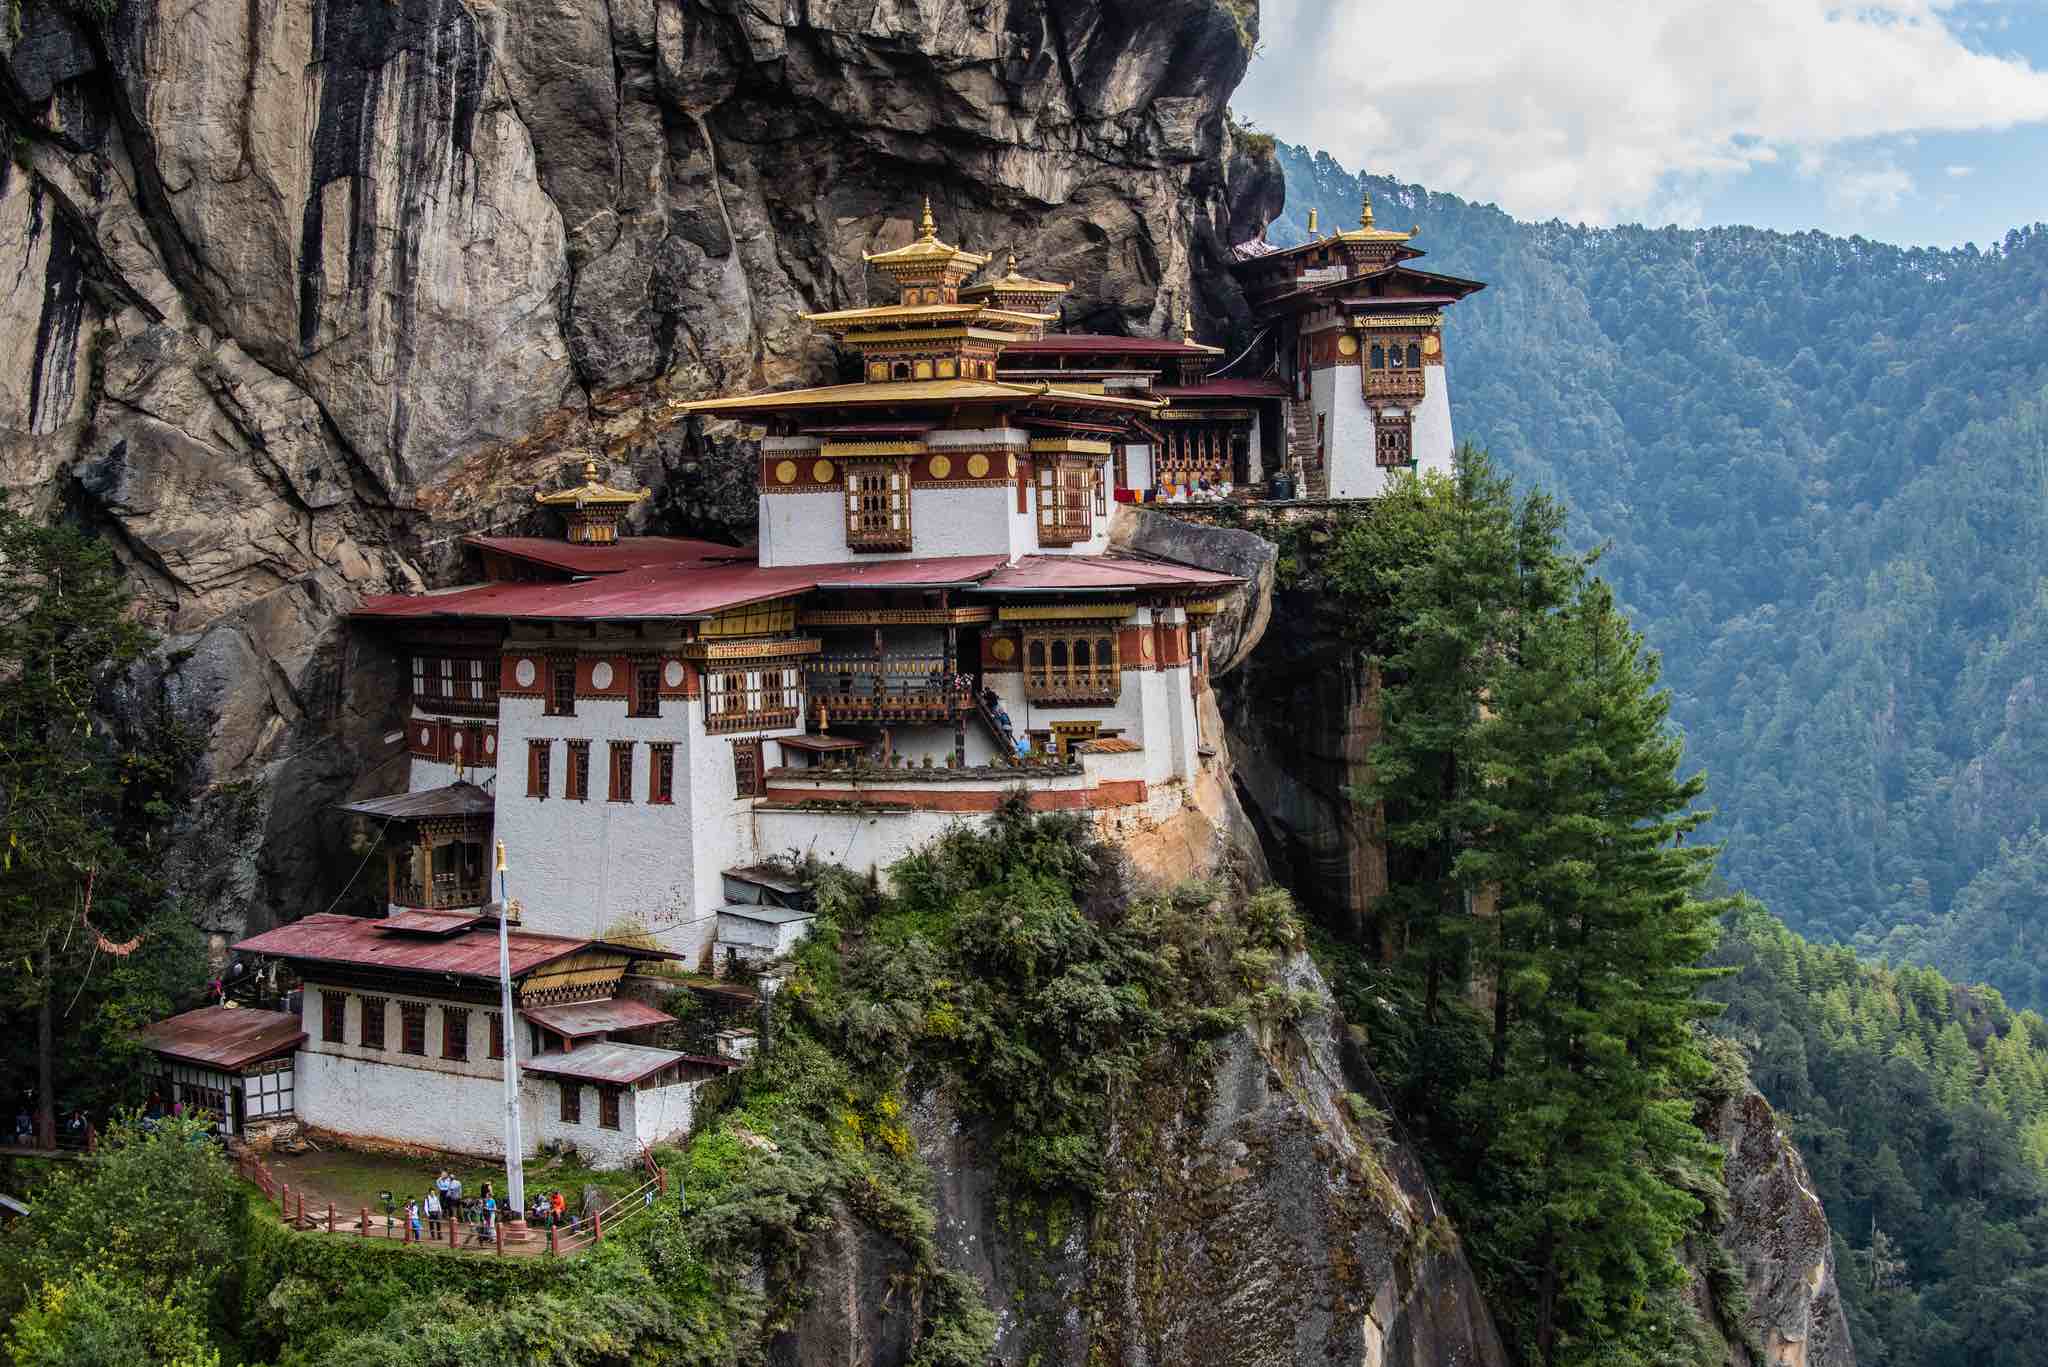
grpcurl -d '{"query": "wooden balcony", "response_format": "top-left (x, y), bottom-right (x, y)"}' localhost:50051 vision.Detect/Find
top-left (806, 655), bottom-right (968, 726)
top-left (393, 874), bottom-right (489, 911)
top-left (705, 705), bottom-right (801, 736)
top-left (1364, 369), bottom-right (1426, 402)
top-left (407, 688), bottom-right (499, 718)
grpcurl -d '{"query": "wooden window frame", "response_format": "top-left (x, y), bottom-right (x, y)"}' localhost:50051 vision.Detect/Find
top-left (608, 741), bottom-right (634, 802)
top-left (629, 661), bottom-right (662, 718)
top-left (704, 665), bottom-right (803, 735)
top-left (1376, 412), bottom-right (1415, 468)
top-left (360, 996), bottom-right (386, 1051)
top-left (559, 1081), bottom-right (581, 1125)
top-left (844, 461), bottom-right (913, 551)
top-left (441, 1007), bottom-right (469, 1062)
top-left (406, 653), bottom-right (498, 716)
top-left (546, 660), bottom-right (577, 717)
top-left (598, 1086), bottom-right (622, 1131)
top-left (733, 738), bottom-right (764, 798)
top-left (1021, 626), bottom-right (1122, 705)
top-left (565, 740), bottom-right (591, 801)
top-left (527, 739), bottom-right (552, 799)
top-left (650, 743), bottom-right (675, 804)
top-left (322, 991), bottom-right (347, 1045)
top-left (400, 1002), bottom-right (427, 1057)
top-left (488, 1012), bottom-right (504, 1061)
top-left (1035, 460), bottom-right (1094, 546)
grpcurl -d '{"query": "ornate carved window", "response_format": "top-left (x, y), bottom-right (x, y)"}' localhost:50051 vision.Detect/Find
top-left (1036, 461), bottom-right (1094, 545)
top-left (608, 741), bottom-right (634, 802)
top-left (844, 461), bottom-right (912, 551)
top-left (1022, 627), bottom-right (1121, 705)
top-left (441, 1007), bottom-right (469, 1062)
top-left (650, 743), bottom-right (675, 804)
top-left (1376, 412), bottom-right (1414, 468)
top-left (565, 740), bottom-right (591, 801)
top-left (705, 665), bottom-right (803, 735)
top-left (733, 738), bottom-right (764, 798)
top-left (527, 739), bottom-right (551, 799)
top-left (629, 661), bottom-right (661, 717)
top-left (408, 654), bottom-right (498, 716)
top-left (1365, 337), bottom-right (1426, 400)
top-left (360, 997), bottom-right (386, 1051)
top-left (547, 659), bottom-right (577, 717)
top-left (400, 1002), bottom-right (428, 1056)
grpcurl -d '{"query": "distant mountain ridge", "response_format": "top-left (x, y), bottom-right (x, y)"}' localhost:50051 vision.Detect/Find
top-left (1268, 140), bottom-right (2048, 1009)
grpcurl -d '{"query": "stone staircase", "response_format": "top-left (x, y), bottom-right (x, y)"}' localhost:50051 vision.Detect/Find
top-left (1285, 397), bottom-right (1326, 498)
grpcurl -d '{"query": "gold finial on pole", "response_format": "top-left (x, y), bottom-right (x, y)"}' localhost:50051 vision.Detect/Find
top-left (920, 196), bottom-right (937, 240)
top-left (1006, 251), bottom-right (1019, 277)
top-left (1361, 190), bottom-right (1374, 230)
top-left (1182, 306), bottom-right (1196, 341)
top-left (1307, 207), bottom-right (1318, 237)
top-left (581, 459), bottom-right (599, 484)
top-left (495, 839), bottom-right (507, 874)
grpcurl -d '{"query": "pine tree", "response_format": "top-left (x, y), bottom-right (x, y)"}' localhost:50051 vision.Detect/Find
top-left (1466, 577), bottom-right (1731, 1364)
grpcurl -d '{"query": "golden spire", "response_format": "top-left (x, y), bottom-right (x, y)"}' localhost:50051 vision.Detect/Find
top-left (1182, 306), bottom-right (1196, 341)
top-left (1307, 207), bottom-right (1318, 237)
top-left (920, 196), bottom-right (937, 241)
top-left (581, 459), bottom-right (599, 485)
top-left (1361, 190), bottom-right (1374, 230)
top-left (1006, 252), bottom-right (1020, 277)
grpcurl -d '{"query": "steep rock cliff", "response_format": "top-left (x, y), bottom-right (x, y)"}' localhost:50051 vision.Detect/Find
top-left (0, 0), bottom-right (1283, 932)
top-left (794, 951), bottom-right (1509, 1367)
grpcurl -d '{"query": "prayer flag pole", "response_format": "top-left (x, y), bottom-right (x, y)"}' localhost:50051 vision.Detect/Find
top-left (495, 841), bottom-right (527, 1225)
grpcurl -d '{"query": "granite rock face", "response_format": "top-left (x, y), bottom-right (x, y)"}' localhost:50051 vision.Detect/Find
top-left (1698, 1084), bottom-right (1857, 1367)
top-left (882, 950), bottom-right (1509, 1367)
top-left (0, 0), bottom-right (1283, 931)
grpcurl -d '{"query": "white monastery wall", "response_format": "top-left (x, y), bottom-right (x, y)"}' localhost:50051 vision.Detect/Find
top-left (1411, 366), bottom-right (1455, 476)
top-left (633, 1081), bottom-right (697, 1150)
top-left (1124, 441), bottom-right (1154, 491)
top-left (753, 806), bottom-right (973, 885)
top-left (686, 707), bottom-right (765, 961)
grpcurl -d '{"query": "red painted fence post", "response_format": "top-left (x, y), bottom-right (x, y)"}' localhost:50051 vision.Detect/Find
top-left (360, 1206), bottom-right (369, 1237)
top-left (593, 1208), bottom-right (602, 1244)
top-left (296, 1192), bottom-right (305, 1227)
top-left (327, 1203), bottom-right (335, 1234)
top-left (494, 1221), bottom-right (504, 1256)
top-left (279, 1183), bottom-right (290, 1222)
top-left (449, 1214), bottom-right (457, 1250)
top-left (548, 1224), bottom-right (558, 1255)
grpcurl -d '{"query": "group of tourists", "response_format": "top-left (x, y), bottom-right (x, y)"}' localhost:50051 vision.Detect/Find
top-left (392, 1171), bottom-right (578, 1245)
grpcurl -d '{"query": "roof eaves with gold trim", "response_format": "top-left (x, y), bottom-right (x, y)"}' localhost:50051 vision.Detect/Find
top-left (675, 379), bottom-right (1164, 416)
top-left (533, 460), bottom-right (652, 508)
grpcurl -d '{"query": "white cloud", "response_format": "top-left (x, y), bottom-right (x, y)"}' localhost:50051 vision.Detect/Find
top-left (1946, 163), bottom-right (1977, 176)
top-left (1234, 0), bottom-right (2048, 225)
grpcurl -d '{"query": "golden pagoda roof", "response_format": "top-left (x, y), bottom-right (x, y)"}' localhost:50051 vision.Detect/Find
top-left (862, 199), bottom-right (992, 273)
top-left (960, 253), bottom-right (1072, 300)
top-left (534, 460), bottom-right (652, 508)
top-left (1331, 190), bottom-right (1415, 245)
top-left (674, 377), bottom-right (1164, 417)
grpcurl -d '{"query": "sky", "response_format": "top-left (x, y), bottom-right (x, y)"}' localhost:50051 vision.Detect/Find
top-left (1232, 0), bottom-right (2048, 248)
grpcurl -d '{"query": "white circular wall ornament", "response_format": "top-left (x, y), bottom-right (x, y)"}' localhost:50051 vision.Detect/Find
top-left (591, 661), bottom-right (614, 690)
top-left (514, 658), bottom-right (537, 688)
top-left (452, 730), bottom-right (465, 753)
top-left (484, 733), bottom-right (497, 756)
top-left (418, 725), bottom-right (432, 746)
top-left (663, 660), bottom-right (685, 688)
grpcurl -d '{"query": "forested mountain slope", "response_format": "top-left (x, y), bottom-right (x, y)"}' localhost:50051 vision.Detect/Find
top-left (1268, 143), bottom-right (2048, 1006)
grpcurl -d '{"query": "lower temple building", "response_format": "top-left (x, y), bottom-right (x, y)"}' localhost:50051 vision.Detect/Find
top-left (168, 204), bottom-right (1245, 1166)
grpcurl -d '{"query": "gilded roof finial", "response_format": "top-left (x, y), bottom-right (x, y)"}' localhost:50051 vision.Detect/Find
top-left (1006, 251), bottom-right (1020, 278)
top-left (582, 459), bottom-right (600, 485)
top-left (920, 196), bottom-right (937, 241)
top-left (1361, 190), bottom-right (1374, 230)
top-left (1307, 207), bottom-right (1319, 237)
top-left (1182, 306), bottom-right (1196, 341)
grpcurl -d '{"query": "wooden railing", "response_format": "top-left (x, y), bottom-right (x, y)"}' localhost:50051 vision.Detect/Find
top-left (806, 656), bottom-right (968, 726)
top-left (393, 873), bottom-right (489, 910)
top-left (1364, 368), bottom-right (1426, 401)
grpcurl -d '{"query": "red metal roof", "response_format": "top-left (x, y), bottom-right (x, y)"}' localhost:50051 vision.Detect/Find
top-left (1153, 380), bottom-right (1289, 400)
top-left (354, 555), bottom-right (1012, 624)
top-left (1002, 334), bottom-right (1213, 357)
top-left (336, 782), bottom-right (495, 821)
top-left (521, 998), bottom-right (677, 1039)
top-left (975, 555), bottom-right (1242, 593)
top-left (139, 1007), bottom-right (305, 1072)
top-left (520, 1041), bottom-right (701, 1086)
top-left (232, 913), bottom-right (658, 981)
top-left (468, 536), bottom-right (751, 577)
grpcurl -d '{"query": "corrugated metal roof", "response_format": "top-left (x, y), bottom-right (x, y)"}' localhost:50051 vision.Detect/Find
top-left (379, 910), bottom-right (484, 936)
top-left (138, 1006), bottom-right (305, 1072)
top-left (717, 904), bottom-right (815, 926)
top-left (778, 735), bottom-right (867, 752)
top-left (974, 556), bottom-right (1242, 593)
top-left (233, 913), bottom-right (652, 980)
top-left (1079, 737), bottom-right (1143, 754)
top-left (336, 782), bottom-right (495, 821)
top-left (521, 998), bottom-right (677, 1039)
top-left (353, 555), bottom-right (1013, 624)
top-left (520, 1041), bottom-right (696, 1086)
top-left (468, 536), bottom-right (751, 576)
